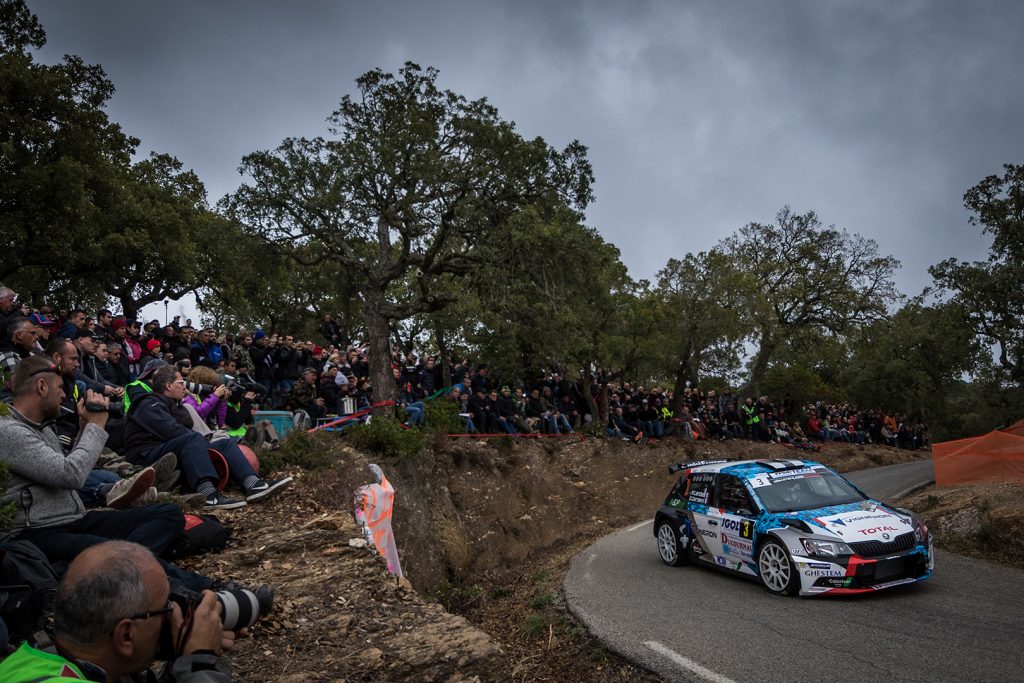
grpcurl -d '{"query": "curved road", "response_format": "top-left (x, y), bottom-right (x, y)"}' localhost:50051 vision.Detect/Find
top-left (565, 459), bottom-right (1024, 682)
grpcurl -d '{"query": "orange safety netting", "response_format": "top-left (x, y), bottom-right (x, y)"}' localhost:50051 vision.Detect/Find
top-left (932, 423), bottom-right (1024, 486)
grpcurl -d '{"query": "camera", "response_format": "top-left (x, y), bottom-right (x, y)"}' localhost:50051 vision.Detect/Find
top-left (182, 381), bottom-right (213, 397)
top-left (159, 582), bottom-right (273, 659)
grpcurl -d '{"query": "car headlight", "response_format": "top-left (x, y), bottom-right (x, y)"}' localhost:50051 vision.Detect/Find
top-left (800, 538), bottom-right (854, 557)
top-left (913, 516), bottom-right (929, 543)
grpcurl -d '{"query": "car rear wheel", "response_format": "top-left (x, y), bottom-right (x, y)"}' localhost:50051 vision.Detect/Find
top-left (757, 538), bottom-right (797, 595)
top-left (657, 520), bottom-right (688, 567)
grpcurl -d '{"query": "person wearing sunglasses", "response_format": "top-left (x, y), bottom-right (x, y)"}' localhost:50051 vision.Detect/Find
top-left (0, 540), bottom-right (237, 681)
top-left (0, 356), bottom-right (221, 595)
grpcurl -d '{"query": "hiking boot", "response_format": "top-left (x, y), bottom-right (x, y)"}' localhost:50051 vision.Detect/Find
top-left (151, 452), bottom-right (180, 492)
top-left (106, 468), bottom-right (156, 509)
top-left (203, 491), bottom-right (247, 510)
top-left (130, 487), bottom-right (158, 507)
top-left (244, 476), bottom-right (294, 503)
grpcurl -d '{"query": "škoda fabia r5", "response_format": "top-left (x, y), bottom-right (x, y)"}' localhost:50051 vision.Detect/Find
top-left (653, 459), bottom-right (933, 595)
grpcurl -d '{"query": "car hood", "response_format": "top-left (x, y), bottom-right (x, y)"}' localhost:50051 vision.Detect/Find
top-left (802, 502), bottom-right (914, 542)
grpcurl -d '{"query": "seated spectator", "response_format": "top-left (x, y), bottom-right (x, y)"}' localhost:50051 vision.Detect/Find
top-left (0, 357), bottom-right (214, 592)
top-left (640, 399), bottom-right (664, 438)
top-left (0, 541), bottom-right (238, 682)
top-left (0, 317), bottom-right (39, 376)
top-left (139, 337), bottom-right (165, 374)
top-left (292, 366), bottom-right (327, 422)
top-left (182, 365), bottom-right (229, 429)
top-left (74, 331), bottom-right (123, 400)
top-left (123, 365), bottom-right (291, 509)
top-left (55, 308), bottom-right (86, 340)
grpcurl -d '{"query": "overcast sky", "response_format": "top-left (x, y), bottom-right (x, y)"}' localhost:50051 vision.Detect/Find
top-left (27, 0), bottom-right (1024, 324)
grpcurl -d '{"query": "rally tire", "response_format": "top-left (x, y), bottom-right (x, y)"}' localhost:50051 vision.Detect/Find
top-left (656, 519), bottom-right (688, 567)
top-left (757, 538), bottom-right (798, 596)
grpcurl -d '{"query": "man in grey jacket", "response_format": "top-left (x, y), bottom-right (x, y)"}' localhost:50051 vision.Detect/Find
top-left (0, 355), bottom-right (213, 592)
top-left (0, 541), bottom-right (236, 681)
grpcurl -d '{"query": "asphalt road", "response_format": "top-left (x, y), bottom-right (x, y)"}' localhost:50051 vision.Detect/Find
top-left (564, 459), bottom-right (1024, 682)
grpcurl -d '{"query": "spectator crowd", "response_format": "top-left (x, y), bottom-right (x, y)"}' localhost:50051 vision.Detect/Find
top-left (0, 286), bottom-right (930, 678)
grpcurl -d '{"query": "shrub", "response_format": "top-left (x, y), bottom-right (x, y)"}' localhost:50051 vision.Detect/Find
top-left (346, 416), bottom-right (425, 461)
top-left (259, 430), bottom-right (334, 474)
top-left (424, 396), bottom-right (463, 435)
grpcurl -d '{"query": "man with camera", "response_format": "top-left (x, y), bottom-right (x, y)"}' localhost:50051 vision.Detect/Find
top-left (0, 356), bottom-right (215, 593)
top-left (0, 541), bottom-right (238, 682)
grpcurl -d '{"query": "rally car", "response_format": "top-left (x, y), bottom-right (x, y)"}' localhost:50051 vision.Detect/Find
top-left (653, 458), bottom-right (934, 596)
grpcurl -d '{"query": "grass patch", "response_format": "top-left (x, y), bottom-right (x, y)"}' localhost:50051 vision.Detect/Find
top-left (258, 430), bottom-right (334, 474)
top-left (531, 568), bottom-right (554, 584)
top-left (531, 591), bottom-right (555, 609)
top-left (518, 612), bottom-right (549, 640)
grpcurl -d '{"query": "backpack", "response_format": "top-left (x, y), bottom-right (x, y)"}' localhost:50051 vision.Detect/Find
top-left (164, 514), bottom-right (230, 561)
top-left (0, 539), bottom-right (59, 644)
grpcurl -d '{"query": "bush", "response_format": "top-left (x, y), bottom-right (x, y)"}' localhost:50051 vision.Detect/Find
top-left (259, 430), bottom-right (334, 474)
top-left (424, 396), bottom-right (463, 435)
top-left (346, 416), bottom-right (425, 461)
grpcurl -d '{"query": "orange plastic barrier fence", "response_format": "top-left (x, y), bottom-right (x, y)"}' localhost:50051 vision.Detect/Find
top-left (932, 427), bottom-right (1024, 486)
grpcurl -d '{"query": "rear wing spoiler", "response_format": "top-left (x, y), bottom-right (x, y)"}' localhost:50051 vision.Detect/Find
top-left (668, 459), bottom-right (729, 474)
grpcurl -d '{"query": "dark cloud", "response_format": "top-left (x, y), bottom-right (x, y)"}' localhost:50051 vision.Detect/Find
top-left (28, 0), bottom-right (1024, 302)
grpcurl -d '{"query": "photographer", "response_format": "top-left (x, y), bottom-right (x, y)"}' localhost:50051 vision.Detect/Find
top-left (0, 541), bottom-right (238, 682)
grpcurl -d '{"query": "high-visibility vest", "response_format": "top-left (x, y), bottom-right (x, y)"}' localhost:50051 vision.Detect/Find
top-left (122, 379), bottom-right (152, 413)
top-left (0, 641), bottom-right (87, 681)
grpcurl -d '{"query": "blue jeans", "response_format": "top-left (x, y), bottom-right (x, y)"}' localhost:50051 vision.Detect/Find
top-left (404, 401), bottom-right (425, 426)
top-left (78, 469), bottom-right (120, 508)
top-left (498, 417), bottom-right (518, 434)
top-left (644, 420), bottom-right (665, 437)
top-left (140, 432), bottom-right (257, 491)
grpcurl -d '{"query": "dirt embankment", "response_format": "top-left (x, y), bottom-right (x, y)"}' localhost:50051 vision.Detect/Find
top-left (190, 435), bottom-right (924, 681)
top-left (898, 481), bottom-right (1024, 570)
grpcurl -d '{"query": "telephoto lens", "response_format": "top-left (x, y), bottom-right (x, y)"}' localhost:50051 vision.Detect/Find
top-left (214, 584), bottom-right (274, 630)
top-left (169, 583), bottom-right (274, 631)
top-left (182, 381), bottom-right (213, 397)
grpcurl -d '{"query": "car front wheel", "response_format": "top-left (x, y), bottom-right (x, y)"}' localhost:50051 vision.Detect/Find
top-left (757, 538), bottom-right (798, 595)
top-left (656, 520), bottom-right (688, 567)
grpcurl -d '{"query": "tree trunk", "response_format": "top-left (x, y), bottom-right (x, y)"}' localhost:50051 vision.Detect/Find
top-left (365, 288), bottom-right (396, 415)
top-left (434, 324), bottom-right (452, 388)
top-left (120, 297), bottom-right (139, 321)
top-left (582, 370), bottom-right (599, 425)
top-left (743, 331), bottom-right (776, 398)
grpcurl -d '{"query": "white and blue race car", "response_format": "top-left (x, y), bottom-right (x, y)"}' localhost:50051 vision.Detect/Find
top-left (653, 458), bottom-right (934, 596)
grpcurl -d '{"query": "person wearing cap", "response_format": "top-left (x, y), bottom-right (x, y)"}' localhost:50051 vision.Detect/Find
top-left (290, 366), bottom-right (326, 421)
top-left (27, 311), bottom-right (56, 345)
top-left (74, 329), bottom-right (123, 400)
top-left (140, 337), bottom-right (165, 374)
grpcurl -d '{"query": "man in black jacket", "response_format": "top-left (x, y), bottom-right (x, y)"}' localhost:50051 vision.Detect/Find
top-left (124, 365), bottom-right (291, 510)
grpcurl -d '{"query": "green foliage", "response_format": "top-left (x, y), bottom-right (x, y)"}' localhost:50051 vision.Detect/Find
top-left (531, 591), bottom-right (555, 609)
top-left (258, 430), bottom-right (334, 475)
top-left (423, 394), bottom-right (463, 435)
top-left (346, 416), bottom-right (425, 461)
top-left (762, 364), bottom-right (840, 409)
top-left (517, 612), bottom-right (550, 640)
top-left (222, 62), bottom-right (596, 406)
top-left (721, 206), bottom-right (900, 393)
top-left (931, 163), bottom-right (1024, 383)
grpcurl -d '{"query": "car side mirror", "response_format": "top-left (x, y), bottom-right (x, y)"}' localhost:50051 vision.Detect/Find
top-left (737, 508), bottom-right (754, 517)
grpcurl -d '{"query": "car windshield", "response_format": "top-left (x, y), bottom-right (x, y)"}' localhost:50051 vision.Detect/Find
top-left (752, 471), bottom-right (867, 513)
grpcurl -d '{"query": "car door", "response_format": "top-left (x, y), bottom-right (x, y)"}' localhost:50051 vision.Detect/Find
top-left (683, 471), bottom-right (718, 562)
top-left (707, 474), bottom-right (759, 575)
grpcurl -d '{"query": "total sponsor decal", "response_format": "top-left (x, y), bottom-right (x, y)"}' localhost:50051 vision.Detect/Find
top-left (721, 533), bottom-right (753, 556)
top-left (720, 518), bottom-right (755, 539)
top-left (816, 511), bottom-right (911, 538)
